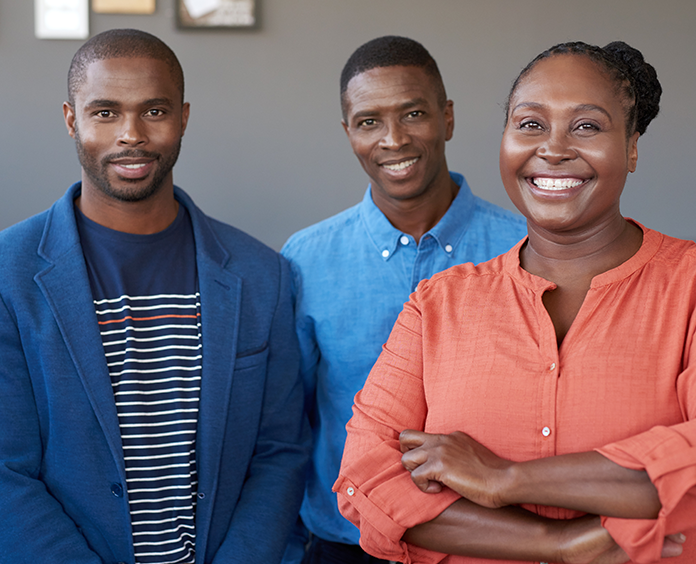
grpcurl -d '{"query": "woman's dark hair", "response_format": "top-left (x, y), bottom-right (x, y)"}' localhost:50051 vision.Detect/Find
top-left (505, 41), bottom-right (661, 136)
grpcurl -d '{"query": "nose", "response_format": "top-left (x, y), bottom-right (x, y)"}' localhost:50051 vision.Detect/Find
top-left (379, 118), bottom-right (410, 150)
top-left (535, 131), bottom-right (576, 164)
top-left (117, 114), bottom-right (147, 147)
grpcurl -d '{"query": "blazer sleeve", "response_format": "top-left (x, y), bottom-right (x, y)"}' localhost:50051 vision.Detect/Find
top-left (596, 312), bottom-right (696, 564)
top-left (333, 293), bottom-right (460, 564)
top-left (210, 256), bottom-right (310, 564)
top-left (0, 293), bottom-right (103, 564)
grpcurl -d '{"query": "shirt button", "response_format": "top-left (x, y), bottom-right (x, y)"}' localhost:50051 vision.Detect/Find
top-left (110, 483), bottom-right (123, 498)
top-left (197, 492), bottom-right (205, 499)
top-left (445, 244), bottom-right (453, 253)
top-left (347, 487), bottom-right (355, 496)
top-left (382, 249), bottom-right (390, 258)
top-left (542, 426), bottom-right (551, 437)
top-left (549, 363), bottom-right (556, 371)
top-left (400, 236), bottom-right (409, 245)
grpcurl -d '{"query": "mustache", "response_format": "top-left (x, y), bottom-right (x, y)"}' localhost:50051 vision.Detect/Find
top-left (101, 149), bottom-right (160, 165)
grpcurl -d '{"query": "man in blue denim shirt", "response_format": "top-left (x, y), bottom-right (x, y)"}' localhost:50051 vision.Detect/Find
top-left (281, 36), bottom-right (527, 564)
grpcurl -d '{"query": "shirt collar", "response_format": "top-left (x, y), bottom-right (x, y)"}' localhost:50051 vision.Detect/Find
top-left (503, 219), bottom-right (660, 291)
top-left (359, 172), bottom-right (476, 261)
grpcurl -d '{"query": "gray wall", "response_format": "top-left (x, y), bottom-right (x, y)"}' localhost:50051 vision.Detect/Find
top-left (1, 1), bottom-right (695, 250)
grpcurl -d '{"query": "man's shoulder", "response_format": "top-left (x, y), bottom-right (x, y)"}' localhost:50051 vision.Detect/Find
top-left (470, 195), bottom-right (526, 229)
top-left (281, 202), bottom-right (363, 260)
top-left (177, 187), bottom-right (281, 269)
top-left (0, 208), bottom-right (53, 265)
top-left (206, 214), bottom-right (278, 261)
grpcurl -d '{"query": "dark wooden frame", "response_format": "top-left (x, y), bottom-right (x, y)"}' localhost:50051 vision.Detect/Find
top-left (176, 0), bottom-right (259, 29)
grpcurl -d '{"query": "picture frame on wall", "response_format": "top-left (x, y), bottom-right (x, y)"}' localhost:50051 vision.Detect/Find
top-left (93, 0), bottom-right (156, 14)
top-left (177, 0), bottom-right (257, 29)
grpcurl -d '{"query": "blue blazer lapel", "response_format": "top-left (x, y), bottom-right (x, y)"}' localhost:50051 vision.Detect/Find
top-left (34, 185), bottom-right (126, 479)
top-left (195, 253), bottom-right (240, 480)
top-left (179, 188), bottom-right (242, 555)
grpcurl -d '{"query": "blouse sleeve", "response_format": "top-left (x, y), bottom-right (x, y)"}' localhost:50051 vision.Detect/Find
top-left (596, 348), bottom-right (696, 563)
top-left (333, 291), bottom-right (460, 564)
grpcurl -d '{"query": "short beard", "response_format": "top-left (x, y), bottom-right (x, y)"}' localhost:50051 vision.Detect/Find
top-left (74, 125), bottom-right (181, 203)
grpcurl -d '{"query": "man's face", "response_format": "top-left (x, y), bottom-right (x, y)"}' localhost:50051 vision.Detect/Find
top-left (63, 57), bottom-right (189, 203)
top-left (342, 65), bottom-right (453, 207)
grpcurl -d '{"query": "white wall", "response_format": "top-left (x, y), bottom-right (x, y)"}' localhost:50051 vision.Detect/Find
top-left (1, 0), bottom-right (694, 249)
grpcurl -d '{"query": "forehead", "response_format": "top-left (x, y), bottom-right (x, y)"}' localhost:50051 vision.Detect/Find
top-left (74, 57), bottom-right (179, 106)
top-left (510, 54), bottom-right (620, 113)
top-left (344, 65), bottom-right (439, 116)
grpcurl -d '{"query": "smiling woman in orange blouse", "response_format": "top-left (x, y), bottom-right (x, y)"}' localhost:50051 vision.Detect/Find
top-left (334, 41), bottom-right (696, 564)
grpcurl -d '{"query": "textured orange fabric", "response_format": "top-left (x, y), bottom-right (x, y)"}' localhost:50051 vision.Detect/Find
top-left (335, 224), bottom-right (696, 564)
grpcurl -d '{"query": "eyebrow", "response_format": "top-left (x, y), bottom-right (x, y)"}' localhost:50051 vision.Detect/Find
top-left (351, 97), bottom-right (430, 121)
top-left (511, 101), bottom-right (612, 121)
top-left (142, 97), bottom-right (175, 108)
top-left (83, 97), bottom-right (175, 110)
top-left (84, 99), bottom-right (119, 110)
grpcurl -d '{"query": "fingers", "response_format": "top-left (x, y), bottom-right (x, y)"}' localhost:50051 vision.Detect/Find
top-left (400, 431), bottom-right (445, 494)
top-left (399, 429), bottom-right (428, 453)
top-left (410, 471), bottom-right (440, 493)
top-left (408, 463), bottom-right (443, 493)
top-left (661, 533), bottom-right (686, 558)
top-left (401, 444), bottom-right (428, 472)
top-left (424, 480), bottom-right (443, 493)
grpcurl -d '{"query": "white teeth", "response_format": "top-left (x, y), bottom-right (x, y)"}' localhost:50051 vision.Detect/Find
top-left (533, 177), bottom-right (584, 190)
top-left (383, 157), bottom-right (418, 171)
top-left (122, 163), bottom-right (147, 169)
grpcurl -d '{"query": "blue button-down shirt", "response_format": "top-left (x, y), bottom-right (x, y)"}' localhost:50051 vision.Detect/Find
top-left (280, 173), bottom-right (527, 556)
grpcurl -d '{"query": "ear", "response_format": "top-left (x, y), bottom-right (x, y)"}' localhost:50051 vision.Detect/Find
top-left (627, 131), bottom-right (639, 173)
top-left (180, 102), bottom-right (191, 136)
top-left (444, 99), bottom-right (454, 141)
top-left (63, 102), bottom-right (77, 139)
top-left (341, 119), bottom-right (349, 137)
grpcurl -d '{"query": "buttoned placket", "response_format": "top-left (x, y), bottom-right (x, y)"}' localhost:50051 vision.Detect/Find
top-left (536, 289), bottom-right (561, 459)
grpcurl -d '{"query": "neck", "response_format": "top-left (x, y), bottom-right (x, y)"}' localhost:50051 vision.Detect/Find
top-left (375, 171), bottom-right (458, 244)
top-left (77, 177), bottom-right (179, 235)
top-left (521, 214), bottom-right (643, 283)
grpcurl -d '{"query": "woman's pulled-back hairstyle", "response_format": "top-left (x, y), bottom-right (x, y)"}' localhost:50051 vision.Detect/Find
top-left (505, 41), bottom-right (661, 136)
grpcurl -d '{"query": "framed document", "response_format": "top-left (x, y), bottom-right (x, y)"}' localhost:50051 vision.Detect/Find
top-left (35, 0), bottom-right (89, 39)
top-left (177, 0), bottom-right (257, 29)
top-left (93, 0), bottom-right (156, 14)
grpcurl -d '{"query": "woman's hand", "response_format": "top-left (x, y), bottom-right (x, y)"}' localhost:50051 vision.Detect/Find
top-left (556, 516), bottom-right (685, 564)
top-left (556, 515), bottom-right (629, 564)
top-left (400, 429), bottom-right (513, 507)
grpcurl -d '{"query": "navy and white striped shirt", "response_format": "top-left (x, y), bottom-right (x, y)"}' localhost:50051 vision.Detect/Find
top-left (77, 204), bottom-right (200, 564)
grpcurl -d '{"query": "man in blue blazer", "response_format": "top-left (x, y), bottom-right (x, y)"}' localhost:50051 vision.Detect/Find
top-left (0, 29), bottom-right (308, 564)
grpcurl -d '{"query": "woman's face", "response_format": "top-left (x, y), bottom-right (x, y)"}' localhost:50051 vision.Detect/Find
top-left (500, 54), bottom-right (639, 236)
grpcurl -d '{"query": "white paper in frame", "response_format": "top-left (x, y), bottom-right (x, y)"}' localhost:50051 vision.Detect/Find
top-left (35, 0), bottom-right (89, 39)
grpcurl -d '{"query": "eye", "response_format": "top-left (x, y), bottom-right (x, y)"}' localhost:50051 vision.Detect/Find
top-left (519, 119), bottom-right (543, 131)
top-left (357, 118), bottom-right (376, 127)
top-left (406, 110), bottom-right (424, 119)
top-left (145, 108), bottom-right (165, 117)
top-left (576, 122), bottom-right (600, 131)
top-left (95, 110), bottom-right (114, 118)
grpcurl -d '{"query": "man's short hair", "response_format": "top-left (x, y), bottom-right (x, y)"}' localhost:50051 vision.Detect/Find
top-left (68, 28), bottom-right (184, 106)
top-left (340, 35), bottom-right (447, 118)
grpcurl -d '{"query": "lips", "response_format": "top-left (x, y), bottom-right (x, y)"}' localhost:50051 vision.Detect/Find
top-left (106, 152), bottom-right (159, 180)
top-left (382, 157), bottom-right (419, 172)
top-left (530, 176), bottom-right (587, 191)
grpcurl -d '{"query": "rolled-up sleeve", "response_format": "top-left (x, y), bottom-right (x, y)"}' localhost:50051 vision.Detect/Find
top-left (597, 352), bottom-right (696, 564)
top-left (333, 292), bottom-right (460, 563)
